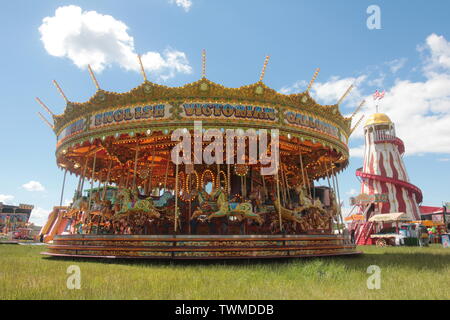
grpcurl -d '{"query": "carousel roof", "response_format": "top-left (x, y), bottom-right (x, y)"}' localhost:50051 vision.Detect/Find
top-left (50, 78), bottom-right (353, 135)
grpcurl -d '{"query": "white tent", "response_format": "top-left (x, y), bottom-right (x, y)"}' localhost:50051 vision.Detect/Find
top-left (368, 212), bottom-right (408, 223)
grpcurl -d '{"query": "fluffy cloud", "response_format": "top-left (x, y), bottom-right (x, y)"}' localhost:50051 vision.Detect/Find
top-left (387, 58), bottom-right (407, 73)
top-left (281, 33), bottom-right (450, 158)
top-left (22, 181), bottom-right (46, 192)
top-left (0, 194), bottom-right (14, 204)
top-left (29, 207), bottom-right (51, 226)
top-left (421, 33), bottom-right (450, 75)
top-left (280, 75), bottom-right (366, 107)
top-left (39, 5), bottom-right (192, 80)
top-left (169, 0), bottom-right (192, 12)
top-left (350, 34), bottom-right (450, 156)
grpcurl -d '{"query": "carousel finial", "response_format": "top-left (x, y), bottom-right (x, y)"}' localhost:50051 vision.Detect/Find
top-left (87, 64), bottom-right (101, 90)
top-left (259, 55), bottom-right (270, 82)
top-left (306, 68), bottom-right (320, 93)
top-left (52, 80), bottom-right (69, 103)
top-left (35, 97), bottom-right (55, 116)
top-left (350, 115), bottom-right (365, 135)
top-left (337, 84), bottom-right (354, 106)
top-left (202, 49), bottom-right (207, 79)
top-left (350, 100), bottom-right (366, 119)
top-left (137, 54), bottom-right (148, 81)
top-left (37, 112), bottom-right (54, 129)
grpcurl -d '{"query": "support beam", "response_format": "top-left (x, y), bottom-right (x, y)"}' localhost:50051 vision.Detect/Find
top-left (174, 163), bottom-right (179, 233)
top-left (35, 97), bottom-right (55, 116)
top-left (52, 80), bottom-right (69, 103)
top-left (259, 55), bottom-right (270, 82)
top-left (137, 54), bottom-right (148, 81)
top-left (306, 68), bottom-right (320, 93)
top-left (59, 170), bottom-right (67, 207)
top-left (87, 64), bottom-right (101, 90)
top-left (202, 49), bottom-right (207, 79)
top-left (37, 112), bottom-right (54, 129)
top-left (337, 84), bottom-right (354, 106)
top-left (350, 100), bottom-right (366, 119)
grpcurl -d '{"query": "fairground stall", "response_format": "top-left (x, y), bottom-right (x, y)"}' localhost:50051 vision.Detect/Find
top-left (38, 54), bottom-right (362, 259)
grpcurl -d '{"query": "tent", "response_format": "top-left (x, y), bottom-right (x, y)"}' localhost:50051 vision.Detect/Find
top-left (368, 212), bottom-right (408, 223)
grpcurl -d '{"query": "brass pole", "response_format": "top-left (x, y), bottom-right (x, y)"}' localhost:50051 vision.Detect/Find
top-left (227, 164), bottom-right (231, 195)
top-left (102, 159), bottom-right (113, 201)
top-left (59, 169), bottom-right (67, 207)
top-left (88, 151), bottom-right (97, 211)
top-left (174, 163), bottom-right (179, 233)
top-left (79, 157), bottom-right (89, 198)
top-left (148, 148), bottom-right (156, 195)
top-left (276, 171), bottom-right (283, 232)
top-left (132, 141), bottom-right (140, 190)
top-left (163, 157), bottom-right (170, 191)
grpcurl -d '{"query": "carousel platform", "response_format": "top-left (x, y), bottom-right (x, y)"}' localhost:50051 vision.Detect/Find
top-left (41, 234), bottom-right (361, 260)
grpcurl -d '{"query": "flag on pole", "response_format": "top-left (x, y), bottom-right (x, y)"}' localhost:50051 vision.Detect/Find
top-left (373, 90), bottom-right (385, 100)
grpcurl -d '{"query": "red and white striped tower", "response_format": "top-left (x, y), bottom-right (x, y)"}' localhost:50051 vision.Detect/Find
top-left (356, 112), bottom-right (422, 220)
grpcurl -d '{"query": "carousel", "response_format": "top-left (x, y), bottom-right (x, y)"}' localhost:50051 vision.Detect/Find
top-left (39, 53), bottom-right (362, 259)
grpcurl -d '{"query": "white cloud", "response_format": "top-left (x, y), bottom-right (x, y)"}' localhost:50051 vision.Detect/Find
top-left (169, 0), bottom-right (192, 12)
top-left (351, 76), bottom-right (450, 156)
top-left (421, 33), bottom-right (450, 75)
top-left (346, 188), bottom-right (358, 196)
top-left (349, 145), bottom-right (365, 158)
top-left (22, 181), bottom-right (46, 192)
top-left (387, 58), bottom-right (407, 73)
top-left (312, 75), bottom-right (366, 106)
top-left (29, 207), bottom-right (51, 226)
top-left (39, 5), bottom-right (192, 80)
top-left (279, 80), bottom-right (307, 94)
top-left (280, 76), bottom-right (366, 108)
top-left (303, 33), bottom-right (450, 158)
top-left (0, 194), bottom-right (15, 204)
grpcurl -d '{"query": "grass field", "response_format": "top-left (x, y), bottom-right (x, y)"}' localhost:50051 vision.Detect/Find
top-left (0, 244), bottom-right (449, 299)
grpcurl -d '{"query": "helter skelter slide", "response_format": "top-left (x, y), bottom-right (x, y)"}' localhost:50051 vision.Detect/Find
top-left (351, 112), bottom-right (422, 245)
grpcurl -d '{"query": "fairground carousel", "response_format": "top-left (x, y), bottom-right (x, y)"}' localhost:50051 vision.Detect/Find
top-left (39, 53), bottom-right (363, 259)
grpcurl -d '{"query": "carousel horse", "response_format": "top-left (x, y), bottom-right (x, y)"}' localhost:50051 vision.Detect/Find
top-left (152, 191), bottom-right (175, 208)
top-left (204, 188), bottom-right (264, 225)
top-left (116, 188), bottom-right (160, 219)
top-left (273, 198), bottom-right (309, 228)
top-left (69, 196), bottom-right (89, 213)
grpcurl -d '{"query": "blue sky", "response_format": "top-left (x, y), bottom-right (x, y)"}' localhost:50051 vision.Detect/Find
top-left (1, 0), bottom-right (449, 224)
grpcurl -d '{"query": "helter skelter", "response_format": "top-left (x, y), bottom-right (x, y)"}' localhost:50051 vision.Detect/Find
top-left (39, 52), bottom-right (362, 259)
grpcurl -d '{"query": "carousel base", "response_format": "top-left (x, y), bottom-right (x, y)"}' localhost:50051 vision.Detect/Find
top-left (41, 234), bottom-right (361, 260)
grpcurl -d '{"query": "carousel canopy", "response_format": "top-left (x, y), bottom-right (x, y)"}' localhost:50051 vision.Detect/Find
top-left (37, 56), bottom-right (361, 188)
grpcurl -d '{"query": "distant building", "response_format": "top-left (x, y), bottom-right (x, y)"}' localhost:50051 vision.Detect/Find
top-left (420, 206), bottom-right (450, 230)
top-left (0, 203), bottom-right (34, 233)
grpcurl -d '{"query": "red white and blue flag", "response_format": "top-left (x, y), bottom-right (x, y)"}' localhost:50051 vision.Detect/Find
top-left (373, 90), bottom-right (385, 100)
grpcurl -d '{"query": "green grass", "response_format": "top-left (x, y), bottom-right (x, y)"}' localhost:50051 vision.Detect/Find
top-left (0, 244), bottom-right (449, 299)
